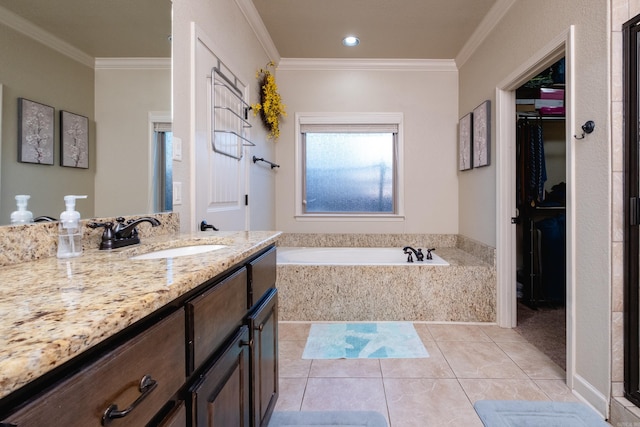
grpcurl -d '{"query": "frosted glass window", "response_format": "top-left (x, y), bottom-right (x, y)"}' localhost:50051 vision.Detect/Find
top-left (303, 132), bottom-right (396, 213)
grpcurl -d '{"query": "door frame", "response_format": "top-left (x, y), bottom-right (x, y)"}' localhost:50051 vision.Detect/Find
top-left (495, 26), bottom-right (575, 387)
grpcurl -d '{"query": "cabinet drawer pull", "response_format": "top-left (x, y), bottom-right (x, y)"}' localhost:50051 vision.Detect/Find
top-left (240, 339), bottom-right (253, 347)
top-left (255, 323), bottom-right (264, 332)
top-left (101, 375), bottom-right (158, 425)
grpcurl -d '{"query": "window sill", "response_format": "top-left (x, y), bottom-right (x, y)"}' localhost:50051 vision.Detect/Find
top-left (295, 214), bottom-right (405, 222)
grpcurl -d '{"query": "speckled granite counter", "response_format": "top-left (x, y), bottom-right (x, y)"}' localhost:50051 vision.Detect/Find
top-left (0, 230), bottom-right (280, 400)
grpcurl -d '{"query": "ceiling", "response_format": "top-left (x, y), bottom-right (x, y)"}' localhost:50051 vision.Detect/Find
top-left (0, 0), bottom-right (171, 58)
top-left (0, 0), bottom-right (498, 60)
top-left (250, 0), bottom-right (499, 59)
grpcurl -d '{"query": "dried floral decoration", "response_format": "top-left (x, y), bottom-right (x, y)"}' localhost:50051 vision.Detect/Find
top-left (251, 61), bottom-right (286, 140)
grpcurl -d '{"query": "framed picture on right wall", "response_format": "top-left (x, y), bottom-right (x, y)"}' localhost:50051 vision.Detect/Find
top-left (473, 100), bottom-right (491, 167)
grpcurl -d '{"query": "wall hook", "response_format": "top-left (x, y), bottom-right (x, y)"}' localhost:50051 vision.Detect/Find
top-left (574, 120), bottom-right (595, 140)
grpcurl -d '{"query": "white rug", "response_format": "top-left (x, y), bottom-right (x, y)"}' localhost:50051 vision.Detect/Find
top-left (268, 411), bottom-right (388, 426)
top-left (474, 400), bottom-right (610, 426)
top-left (302, 322), bottom-right (429, 359)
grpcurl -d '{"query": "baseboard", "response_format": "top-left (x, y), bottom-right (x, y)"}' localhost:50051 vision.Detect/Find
top-left (573, 373), bottom-right (609, 419)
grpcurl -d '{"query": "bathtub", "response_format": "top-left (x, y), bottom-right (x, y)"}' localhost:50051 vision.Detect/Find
top-left (277, 247), bottom-right (449, 266)
top-left (276, 245), bottom-right (495, 322)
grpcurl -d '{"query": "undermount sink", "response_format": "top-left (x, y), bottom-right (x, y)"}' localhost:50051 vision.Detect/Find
top-left (130, 245), bottom-right (227, 260)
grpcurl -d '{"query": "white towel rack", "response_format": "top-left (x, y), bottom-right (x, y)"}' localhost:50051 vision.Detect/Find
top-left (211, 64), bottom-right (254, 160)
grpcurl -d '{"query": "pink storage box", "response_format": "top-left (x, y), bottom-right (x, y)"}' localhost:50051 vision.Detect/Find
top-left (540, 88), bottom-right (564, 100)
top-left (539, 106), bottom-right (565, 116)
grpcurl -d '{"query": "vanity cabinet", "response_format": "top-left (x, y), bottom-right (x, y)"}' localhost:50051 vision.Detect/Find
top-left (1, 309), bottom-right (186, 427)
top-left (0, 244), bottom-right (278, 427)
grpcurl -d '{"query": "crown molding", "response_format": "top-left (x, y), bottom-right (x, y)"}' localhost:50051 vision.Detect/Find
top-left (455, 0), bottom-right (517, 68)
top-left (94, 58), bottom-right (171, 70)
top-left (0, 5), bottom-right (94, 68)
top-left (233, 0), bottom-right (281, 63)
top-left (277, 58), bottom-right (458, 72)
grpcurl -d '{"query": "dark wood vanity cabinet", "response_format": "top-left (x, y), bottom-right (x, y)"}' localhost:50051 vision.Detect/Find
top-left (187, 246), bottom-right (278, 427)
top-left (0, 245), bottom-right (278, 427)
top-left (1, 309), bottom-right (186, 427)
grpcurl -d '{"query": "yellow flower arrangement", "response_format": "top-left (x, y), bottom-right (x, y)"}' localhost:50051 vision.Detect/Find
top-left (252, 61), bottom-right (286, 140)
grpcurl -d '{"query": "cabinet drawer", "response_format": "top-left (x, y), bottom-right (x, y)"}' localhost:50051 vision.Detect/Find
top-left (4, 309), bottom-right (185, 427)
top-left (187, 267), bottom-right (248, 372)
top-left (247, 247), bottom-right (276, 307)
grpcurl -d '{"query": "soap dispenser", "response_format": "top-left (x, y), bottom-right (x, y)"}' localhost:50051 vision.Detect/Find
top-left (57, 195), bottom-right (87, 258)
top-left (10, 195), bottom-right (33, 225)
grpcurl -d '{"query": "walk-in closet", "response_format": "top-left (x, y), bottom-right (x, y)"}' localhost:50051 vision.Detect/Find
top-left (513, 58), bottom-right (567, 370)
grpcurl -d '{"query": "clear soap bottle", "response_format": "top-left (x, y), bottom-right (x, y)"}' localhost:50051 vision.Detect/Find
top-left (10, 195), bottom-right (33, 224)
top-left (57, 195), bottom-right (87, 258)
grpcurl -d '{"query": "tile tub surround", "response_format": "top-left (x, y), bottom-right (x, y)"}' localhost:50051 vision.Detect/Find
top-left (276, 234), bottom-right (496, 322)
top-left (0, 230), bottom-right (281, 400)
top-left (0, 212), bottom-right (180, 267)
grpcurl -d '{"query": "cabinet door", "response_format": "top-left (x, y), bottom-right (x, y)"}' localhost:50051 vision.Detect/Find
top-left (189, 326), bottom-right (251, 427)
top-left (158, 402), bottom-right (186, 427)
top-left (248, 289), bottom-right (278, 427)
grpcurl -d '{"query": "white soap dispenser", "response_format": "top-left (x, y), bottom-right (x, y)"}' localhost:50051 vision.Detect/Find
top-left (10, 195), bottom-right (33, 225)
top-left (57, 195), bottom-right (87, 258)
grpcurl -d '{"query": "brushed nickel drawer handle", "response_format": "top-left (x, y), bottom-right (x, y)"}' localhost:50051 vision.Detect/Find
top-left (240, 339), bottom-right (253, 347)
top-left (255, 323), bottom-right (264, 332)
top-left (101, 375), bottom-right (157, 425)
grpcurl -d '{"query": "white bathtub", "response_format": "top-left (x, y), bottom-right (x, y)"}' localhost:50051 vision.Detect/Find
top-left (276, 246), bottom-right (449, 266)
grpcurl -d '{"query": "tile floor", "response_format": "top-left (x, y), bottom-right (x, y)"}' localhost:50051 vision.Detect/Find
top-left (274, 322), bottom-right (583, 427)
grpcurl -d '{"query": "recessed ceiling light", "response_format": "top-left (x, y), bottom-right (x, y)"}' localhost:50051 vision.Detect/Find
top-left (342, 36), bottom-right (360, 47)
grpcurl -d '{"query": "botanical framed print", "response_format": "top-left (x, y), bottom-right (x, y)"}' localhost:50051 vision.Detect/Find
top-left (60, 110), bottom-right (89, 168)
top-left (18, 98), bottom-right (54, 165)
top-left (473, 100), bottom-right (491, 167)
top-left (458, 112), bottom-right (473, 171)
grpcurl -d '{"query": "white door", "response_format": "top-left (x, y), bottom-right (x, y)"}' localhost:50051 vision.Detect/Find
top-left (194, 35), bottom-right (248, 232)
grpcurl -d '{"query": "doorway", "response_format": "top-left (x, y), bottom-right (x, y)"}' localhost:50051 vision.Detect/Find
top-left (495, 26), bottom-right (575, 387)
top-left (512, 59), bottom-right (567, 371)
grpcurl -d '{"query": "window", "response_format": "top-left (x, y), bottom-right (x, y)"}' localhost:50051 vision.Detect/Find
top-left (296, 113), bottom-right (404, 218)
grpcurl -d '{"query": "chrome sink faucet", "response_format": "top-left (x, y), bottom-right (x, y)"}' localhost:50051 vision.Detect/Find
top-left (88, 216), bottom-right (161, 250)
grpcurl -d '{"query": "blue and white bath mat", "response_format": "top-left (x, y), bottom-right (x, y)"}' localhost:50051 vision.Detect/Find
top-left (302, 322), bottom-right (429, 359)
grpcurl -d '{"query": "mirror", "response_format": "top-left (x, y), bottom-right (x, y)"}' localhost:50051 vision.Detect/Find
top-left (0, 0), bottom-right (172, 225)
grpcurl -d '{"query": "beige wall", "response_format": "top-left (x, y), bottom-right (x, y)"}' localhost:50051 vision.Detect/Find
top-left (274, 66), bottom-right (459, 234)
top-left (458, 0), bottom-right (610, 413)
top-left (94, 66), bottom-right (171, 218)
top-left (172, 0), bottom-right (275, 232)
top-left (0, 22), bottom-right (95, 224)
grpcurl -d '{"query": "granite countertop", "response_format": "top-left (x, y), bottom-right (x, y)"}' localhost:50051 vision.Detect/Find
top-left (0, 230), bottom-right (281, 400)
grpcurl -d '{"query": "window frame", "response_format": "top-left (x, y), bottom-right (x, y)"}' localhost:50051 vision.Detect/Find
top-left (294, 112), bottom-right (405, 220)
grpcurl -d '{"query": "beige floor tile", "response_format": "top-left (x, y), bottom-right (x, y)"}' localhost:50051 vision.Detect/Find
top-left (384, 378), bottom-right (483, 427)
top-left (481, 325), bottom-right (528, 342)
top-left (428, 324), bottom-right (492, 342)
top-left (279, 322), bottom-right (311, 341)
top-left (412, 323), bottom-right (435, 342)
top-left (279, 340), bottom-right (312, 378)
top-left (438, 341), bottom-right (527, 379)
top-left (309, 358), bottom-right (382, 378)
top-left (534, 379), bottom-right (580, 402)
top-left (301, 377), bottom-right (389, 422)
top-left (459, 378), bottom-right (550, 403)
top-left (275, 377), bottom-right (307, 411)
top-left (497, 341), bottom-right (565, 379)
top-left (380, 341), bottom-right (455, 379)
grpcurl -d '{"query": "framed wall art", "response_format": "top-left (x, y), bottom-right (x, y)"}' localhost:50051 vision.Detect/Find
top-left (18, 98), bottom-right (54, 165)
top-left (458, 112), bottom-right (473, 171)
top-left (473, 100), bottom-right (491, 167)
top-left (60, 110), bottom-right (89, 168)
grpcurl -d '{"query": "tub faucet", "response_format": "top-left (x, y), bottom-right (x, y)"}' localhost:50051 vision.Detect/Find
top-left (425, 248), bottom-right (436, 260)
top-left (403, 246), bottom-right (424, 262)
top-left (88, 216), bottom-right (161, 250)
